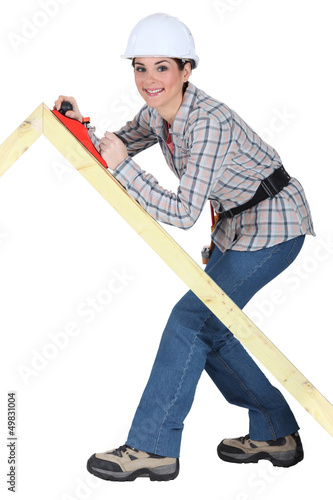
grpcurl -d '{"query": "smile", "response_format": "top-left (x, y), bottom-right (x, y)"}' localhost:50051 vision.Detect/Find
top-left (144, 88), bottom-right (164, 97)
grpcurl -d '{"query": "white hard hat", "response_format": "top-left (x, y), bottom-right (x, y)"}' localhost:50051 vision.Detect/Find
top-left (121, 13), bottom-right (199, 69)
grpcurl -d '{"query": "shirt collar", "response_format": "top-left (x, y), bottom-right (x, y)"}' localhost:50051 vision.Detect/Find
top-left (171, 81), bottom-right (198, 137)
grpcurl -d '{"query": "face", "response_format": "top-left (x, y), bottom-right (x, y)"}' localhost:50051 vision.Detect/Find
top-left (133, 57), bottom-right (191, 112)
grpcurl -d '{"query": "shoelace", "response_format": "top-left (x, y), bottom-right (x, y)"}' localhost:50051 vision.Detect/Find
top-left (238, 435), bottom-right (280, 446)
top-left (109, 444), bottom-right (139, 457)
top-left (239, 435), bottom-right (250, 444)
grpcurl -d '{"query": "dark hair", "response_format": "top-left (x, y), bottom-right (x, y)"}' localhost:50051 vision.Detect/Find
top-left (131, 57), bottom-right (194, 70)
top-left (172, 58), bottom-right (195, 71)
top-left (131, 58), bottom-right (193, 93)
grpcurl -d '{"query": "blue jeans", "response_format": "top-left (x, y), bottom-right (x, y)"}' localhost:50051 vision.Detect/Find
top-left (126, 235), bottom-right (305, 458)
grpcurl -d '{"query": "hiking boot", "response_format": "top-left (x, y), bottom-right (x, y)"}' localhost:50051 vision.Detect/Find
top-left (87, 444), bottom-right (179, 482)
top-left (217, 432), bottom-right (304, 468)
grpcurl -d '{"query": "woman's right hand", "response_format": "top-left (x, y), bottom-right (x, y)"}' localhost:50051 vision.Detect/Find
top-left (53, 95), bottom-right (83, 122)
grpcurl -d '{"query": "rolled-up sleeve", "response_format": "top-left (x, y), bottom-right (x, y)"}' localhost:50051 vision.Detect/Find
top-left (113, 117), bottom-right (232, 228)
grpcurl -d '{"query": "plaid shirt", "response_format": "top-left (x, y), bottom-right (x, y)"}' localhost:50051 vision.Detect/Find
top-left (90, 82), bottom-right (314, 252)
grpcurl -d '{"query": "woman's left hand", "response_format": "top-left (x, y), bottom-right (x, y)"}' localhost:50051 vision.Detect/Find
top-left (100, 132), bottom-right (128, 171)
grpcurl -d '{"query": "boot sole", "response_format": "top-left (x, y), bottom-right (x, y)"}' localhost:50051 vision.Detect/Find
top-left (217, 447), bottom-right (304, 468)
top-left (87, 457), bottom-right (179, 482)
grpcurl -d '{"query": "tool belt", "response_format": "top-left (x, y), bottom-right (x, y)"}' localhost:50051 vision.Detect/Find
top-left (201, 165), bottom-right (291, 264)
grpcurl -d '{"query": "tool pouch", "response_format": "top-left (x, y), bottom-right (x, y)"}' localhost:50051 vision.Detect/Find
top-left (201, 206), bottom-right (219, 264)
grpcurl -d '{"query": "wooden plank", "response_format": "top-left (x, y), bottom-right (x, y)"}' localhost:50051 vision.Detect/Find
top-left (23, 103), bottom-right (333, 437)
top-left (0, 104), bottom-right (43, 177)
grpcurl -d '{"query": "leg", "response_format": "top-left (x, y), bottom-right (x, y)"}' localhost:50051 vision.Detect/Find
top-left (126, 236), bottom-right (305, 456)
top-left (126, 291), bottom-right (214, 457)
top-left (205, 333), bottom-right (299, 440)
top-left (203, 236), bottom-right (305, 440)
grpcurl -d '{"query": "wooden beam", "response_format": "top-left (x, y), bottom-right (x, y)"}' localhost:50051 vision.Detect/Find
top-left (1, 103), bottom-right (331, 437)
top-left (42, 103), bottom-right (333, 437)
top-left (0, 103), bottom-right (43, 178)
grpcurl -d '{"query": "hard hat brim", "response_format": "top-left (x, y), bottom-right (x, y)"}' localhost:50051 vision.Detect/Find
top-left (120, 54), bottom-right (199, 69)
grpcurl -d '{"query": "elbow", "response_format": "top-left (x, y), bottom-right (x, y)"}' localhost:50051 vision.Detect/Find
top-left (179, 209), bottom-right (198, 230)
top-left (182, 218), bottom-right (196, 230)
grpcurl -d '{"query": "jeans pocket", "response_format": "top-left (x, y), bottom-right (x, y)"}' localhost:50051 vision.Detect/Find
top-left (285, 235), bottom-right (305, 265)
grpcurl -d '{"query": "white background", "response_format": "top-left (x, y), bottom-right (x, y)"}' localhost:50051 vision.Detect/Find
top-left (0, 0), bottom-right (332, 499)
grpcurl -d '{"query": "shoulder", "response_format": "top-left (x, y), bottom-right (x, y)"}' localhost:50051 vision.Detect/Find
top-left (136, 103), bottom-right (155, 123)
top-left (187, 84), bottom-right (233, 129)
top-left (130, 103), bottom-right (161, 134)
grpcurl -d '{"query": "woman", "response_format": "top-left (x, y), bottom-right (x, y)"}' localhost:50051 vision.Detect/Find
top-left (55, 13), bottom-right (314, 482)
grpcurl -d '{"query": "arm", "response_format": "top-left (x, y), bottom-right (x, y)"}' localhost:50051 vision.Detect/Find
top-left (53, 96), bottom-right (158, 156)
top-left (111, 117), bottom-right (232, 229)
top-left (91, 105), bottom-right (159, 156)
top-left (113, 104), bottom-right (159, 156)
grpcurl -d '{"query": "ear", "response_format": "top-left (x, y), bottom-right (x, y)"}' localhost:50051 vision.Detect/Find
top-left (183, 62), bottom-right (192, 82)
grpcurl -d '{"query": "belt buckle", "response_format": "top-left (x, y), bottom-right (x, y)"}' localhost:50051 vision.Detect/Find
top-left (261, 177), bottom-right (277, 197)
top-left (262, 166), bottom-right (290, 197)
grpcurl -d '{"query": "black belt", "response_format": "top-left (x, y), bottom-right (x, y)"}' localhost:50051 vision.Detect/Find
top-left (223, 165), bottom-right (291, 218)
